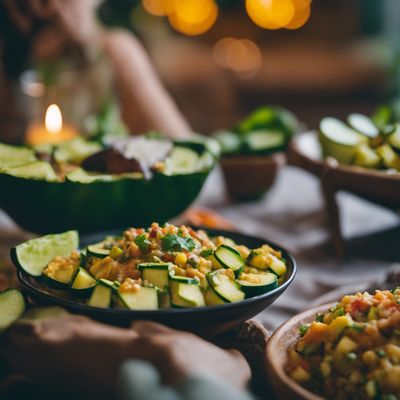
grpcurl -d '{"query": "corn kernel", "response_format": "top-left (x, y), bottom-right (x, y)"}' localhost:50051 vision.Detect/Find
top-left (320, 362), bottom-right (331, 377)
top-left (290, 366), bottom-right (311, 383)
top-left (328, 315), bottom-right (353, 337)
top-left (336, 336), bottom-right (358, 354)
top-left (175, 252), bottom-right (187, 266)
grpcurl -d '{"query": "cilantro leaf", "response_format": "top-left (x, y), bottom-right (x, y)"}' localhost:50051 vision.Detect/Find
top-left (200, 249), bottom-right (213, 258)
top-left (299, 324), bottom-right (309, 337)
top-left (135, 234), bottom-right (151, 253)
top-left (162, 234), bottom-right (197, 252)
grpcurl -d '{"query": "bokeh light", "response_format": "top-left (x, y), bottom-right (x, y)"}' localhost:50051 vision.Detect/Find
top-left (245, 0), bottom-right (295, 30)
top-left (285, 0), bottom-right (311, 29)
top-left (141, 0), bottom-right (312, 35)
top-left (213, 37), bottom-right (262, 79)
top-left (168, 0), bottom-right (219, 36)
top-left (142, 0), bottom-right (174, 16)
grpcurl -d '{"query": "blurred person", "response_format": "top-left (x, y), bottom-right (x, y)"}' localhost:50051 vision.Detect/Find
top-left (0, 0), bottom-right (191, 138)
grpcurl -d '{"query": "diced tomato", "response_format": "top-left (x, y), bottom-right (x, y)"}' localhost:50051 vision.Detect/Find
top-left (162, 253), bottom-right (175, 263)
top-left (188, 228), bottom-right (198, 238)
top-left (349, 298), bottom-right (370, 315)
top-left (149, 229), bottom-right (157, 238)
top-left (302, 322), bottom-right (328, 343)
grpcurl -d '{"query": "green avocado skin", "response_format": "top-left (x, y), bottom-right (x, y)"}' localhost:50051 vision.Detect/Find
top-left (0, 171), bottom-right (209, 234)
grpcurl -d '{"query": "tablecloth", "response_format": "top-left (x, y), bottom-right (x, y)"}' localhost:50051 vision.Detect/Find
top-left (0, 165), bottom-right (399, 331)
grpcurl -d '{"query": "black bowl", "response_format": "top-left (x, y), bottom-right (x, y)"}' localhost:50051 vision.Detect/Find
top-left (17, 229), bottom-right (296, 336)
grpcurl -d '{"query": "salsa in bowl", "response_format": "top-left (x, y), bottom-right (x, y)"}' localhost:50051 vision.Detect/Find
top-left (285, 289), bottom-right (400, 400)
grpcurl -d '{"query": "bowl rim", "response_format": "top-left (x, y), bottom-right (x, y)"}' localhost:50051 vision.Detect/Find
top-left (16, 229), bottom-right (297, 317)
top-left (291, 131), bottom-right (400, 181)
top-left (266, 302), bottom-right (336, 400)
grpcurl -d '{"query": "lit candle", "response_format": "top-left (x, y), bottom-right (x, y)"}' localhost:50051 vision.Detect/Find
top-left (26, 104), bottom-right (79, 145)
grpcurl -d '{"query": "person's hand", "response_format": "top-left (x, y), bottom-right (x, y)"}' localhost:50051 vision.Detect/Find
top-left (3, 0), bottom-right (100, 59)
top-left (2, 313), bottom-right (138, 396)
top-left (129, 321), bottom-right (251, 390)
top-left (1, 312), bottom-right (251, 397)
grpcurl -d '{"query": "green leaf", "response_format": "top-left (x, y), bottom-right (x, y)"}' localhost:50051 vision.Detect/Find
top-left (299, 324), bottom-right (309, 337)
top-left (350, 323), bottom-right (365, 332)
top-left (200, 249), bottom-right (213, 258)
top-left (315, 313), bottom-right (324, 323)
top-left (161, 234), bottom-right (197, 252)
top-left (135, 234), bottom-right (151, 253)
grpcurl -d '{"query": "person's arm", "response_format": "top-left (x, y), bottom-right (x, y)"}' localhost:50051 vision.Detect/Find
top-left (3, 0), bottom-right (192, 139)
top-left (101, 30), bottom-right (192, 139)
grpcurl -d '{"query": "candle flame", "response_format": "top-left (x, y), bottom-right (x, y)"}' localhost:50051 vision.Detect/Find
top-left (45, 104), bottom-right (62, 134)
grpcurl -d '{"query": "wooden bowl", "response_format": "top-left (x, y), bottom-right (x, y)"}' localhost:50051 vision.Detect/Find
top-left (220, 153), bottom-right (285, 201)
top-left (289, 132), bottom-right (400, 255)
top-left (266, 303), bottom-right (334, 400)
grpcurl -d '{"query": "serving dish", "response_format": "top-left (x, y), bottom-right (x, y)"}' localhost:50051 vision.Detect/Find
top-left (0, 136), bottom-right (217, 234)
top-left (221, 153), bottom-right (285, 201)
top-left (268, 287), bottom-right (400, 400)
top-left (266, 303), bottom-right (332, 400)
top-left (16, 228), bottom-right (296, 336)
top-left (214, 106), bottom-right (300, 201)
top-left (289, 131), bottom-right (400, 256)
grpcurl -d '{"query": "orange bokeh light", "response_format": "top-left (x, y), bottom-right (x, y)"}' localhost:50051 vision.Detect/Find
top-left (285, 0), bottom-right (311, 29)
top-left (142, 0), bottom-right (174, 16)
top-left (245, 0), bottom-right (295, 30)
top-left (168, 0), bottom-right (218, 36)
top-left (213, 37), bottom-right (262, 78)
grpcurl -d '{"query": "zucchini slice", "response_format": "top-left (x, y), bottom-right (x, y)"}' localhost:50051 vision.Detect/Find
top-left (0, 143), bottom-right (37, 169)
top-left (204, 286), bottom-right (226, 306)
top-left (268, 255), bottom-right (287, 277)
top-left (236, 272), bottom-right (278, 297)
top-left (116, 286), bottom-right (158, 310)
top-left (243, 130), bottom-right (286, 154)
top-left (207, 270), bottom-right (245, 303)
top-left (43, 261), bottom-right (78, 289)
top-left (164, 146), bottom-right (200, 175)
top-left (170, 280), bottom-right (205, 308)
top-left (353, 145), bottom-right (381, 168)
top-left (87, 243), bottom-right (110, 259)
top-left (53, 138), bottom-right (102, 164)
top-left (0, 289), bottom-right (25, 332)
top-left (88, 279), bottom-right (117, 308)
top-left (388, 124), bottom-right (400, 152)
top-left (70, 267), bottom-right (96, 297)
top-left (347, 113), bottom-right (379, 138)
top-left (319, 117), bottom-right (366, 164)
top-left (213, 130), bottom-right (242, 155)
top-left (168, 270), bottom-right (199, 284)
top-left (376, 144), bottom-right (400, 169)
top-left (3, 161), bottom-right (58, 181)
top-left (10, 231), bottom-right (79, 277)
top-left (214, 245), bottom-right (244, 277)
top-left (138, 263), bottom-right (170, 291)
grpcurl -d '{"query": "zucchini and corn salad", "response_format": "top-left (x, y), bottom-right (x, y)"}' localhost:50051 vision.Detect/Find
top-left (13, 224), bottom-right (287, 310)
top-left (287, 289), bottom-right (400, 400)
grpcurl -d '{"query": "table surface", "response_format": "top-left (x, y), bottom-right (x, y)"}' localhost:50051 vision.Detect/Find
top-left (1, 165), bottom-right (399, 331)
